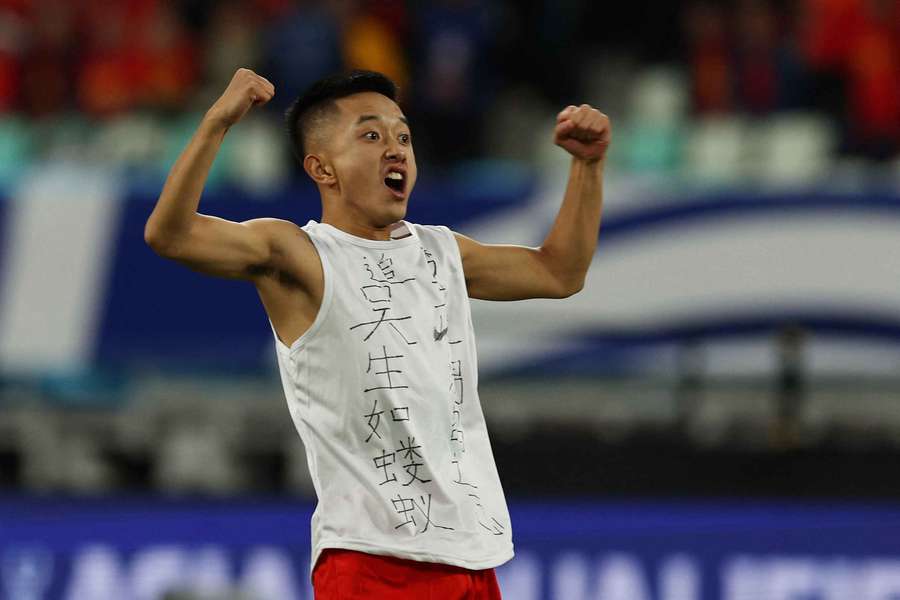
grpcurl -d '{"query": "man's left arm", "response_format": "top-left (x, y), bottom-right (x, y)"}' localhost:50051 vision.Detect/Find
top-left (456, 104), bottom-right (611, 301)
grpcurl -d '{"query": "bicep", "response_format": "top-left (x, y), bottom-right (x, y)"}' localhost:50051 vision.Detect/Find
top-left (161, 215), bottom-right (278, 280)
top-left (454, 233), bottom-right (572, 300)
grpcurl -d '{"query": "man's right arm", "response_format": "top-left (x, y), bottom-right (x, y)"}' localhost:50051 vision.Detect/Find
top-left (144, 68), bottom-right (283, 280)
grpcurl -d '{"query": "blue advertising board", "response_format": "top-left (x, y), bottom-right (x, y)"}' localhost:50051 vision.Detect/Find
top-left (3, 497), bottom-right (900, 599)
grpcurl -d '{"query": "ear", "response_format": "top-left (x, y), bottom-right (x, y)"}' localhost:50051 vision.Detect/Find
top-left (303, 154), bottom-right (336, 186)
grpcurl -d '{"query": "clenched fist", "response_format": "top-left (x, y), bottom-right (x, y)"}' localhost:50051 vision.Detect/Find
top-left (205, 68), bottom-right (275, 130)
top-left (554, 104), bottom-right (611, 162)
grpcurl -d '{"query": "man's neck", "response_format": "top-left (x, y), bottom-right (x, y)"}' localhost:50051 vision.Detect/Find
top-left (321, 213), bottom-right (403, 241)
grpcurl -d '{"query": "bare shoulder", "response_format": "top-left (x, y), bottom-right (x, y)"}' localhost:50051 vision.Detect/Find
top-left (453, 230), bottom-right (479, 260)
top-left (243, 217), bottom-right (303, 241)
top-left (243, 218), bottom-right (314, 253)
top-left (242, 218), bottom-right (322, 286)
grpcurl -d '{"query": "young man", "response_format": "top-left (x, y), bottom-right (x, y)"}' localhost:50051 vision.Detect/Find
top-left (145, 68), bottom-right (610, 599)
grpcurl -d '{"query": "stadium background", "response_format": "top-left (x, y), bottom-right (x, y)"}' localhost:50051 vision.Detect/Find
top-left (0, 0), bottom-right (899, 598)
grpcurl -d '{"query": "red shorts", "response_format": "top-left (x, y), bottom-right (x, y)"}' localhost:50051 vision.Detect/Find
top-left (312, 549), bottom-right (503, 600)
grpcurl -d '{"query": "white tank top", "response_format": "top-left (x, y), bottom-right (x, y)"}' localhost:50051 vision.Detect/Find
top-left (272, 220), bottom-right (514, 574)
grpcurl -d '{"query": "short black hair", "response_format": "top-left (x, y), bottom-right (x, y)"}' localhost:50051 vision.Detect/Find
top-left (285, 70), bottom-right (399, 162)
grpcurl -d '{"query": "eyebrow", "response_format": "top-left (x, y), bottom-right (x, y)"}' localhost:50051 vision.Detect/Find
top-left (355, 114), bottom-right (410, 126)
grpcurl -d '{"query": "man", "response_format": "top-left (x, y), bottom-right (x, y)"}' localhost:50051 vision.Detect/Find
top-left (145, 68), bottom-right (610, 599)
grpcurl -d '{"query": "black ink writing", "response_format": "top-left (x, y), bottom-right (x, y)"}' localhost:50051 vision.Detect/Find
top-left (450, 360), bottom-right (463, 406)
top-left (452, 459), bottom-right (477, 489)
top-left (391, 407), bottom-right (410, 421)
top-left (365, 253), bottom-right (415, 285)
top-left (397, 436), bottom-right (431, 486)
top-left (364, 346), bottom-right (409, 393)
top-left (392, 493), bottom-right (455, 533)
top-left (468, 493), bottom-right (505, 536)
top-left (373, 450), bottom-right (398, 486)
top-left (361, 284), bottom-right (392, 303)
top-left (363, 398), bottom-right (384, 443)
top-left (350, 307), bottom-right (417, 344)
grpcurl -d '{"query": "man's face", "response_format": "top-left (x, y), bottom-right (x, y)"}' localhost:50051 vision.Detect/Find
top-left (323, 92), bottom-right (417, 227)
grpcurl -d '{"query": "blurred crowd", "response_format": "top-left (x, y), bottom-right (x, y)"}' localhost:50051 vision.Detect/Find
top-left (686, 0), bottom-right (899, 160)
top-left (0, 0), bottom-right (501, 165)
top-left (0, 0), bottom-right (896, 171)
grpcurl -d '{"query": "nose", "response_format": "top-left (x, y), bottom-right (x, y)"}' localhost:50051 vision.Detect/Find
top-left (385, 143), bottom-right (406, 163)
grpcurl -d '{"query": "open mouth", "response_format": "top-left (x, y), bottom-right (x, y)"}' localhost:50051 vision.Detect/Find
top-left (384, 171), bottom-right (406, 197)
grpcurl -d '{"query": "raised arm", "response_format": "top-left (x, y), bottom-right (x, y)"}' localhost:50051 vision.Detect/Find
top-left (144, 68), bottom-right (289, 280)
top-left (456, 104), bottom-right (611, 300)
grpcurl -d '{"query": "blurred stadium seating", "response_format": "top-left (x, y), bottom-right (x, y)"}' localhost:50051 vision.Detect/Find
top-left (1, 0), bottom-right (899, 598)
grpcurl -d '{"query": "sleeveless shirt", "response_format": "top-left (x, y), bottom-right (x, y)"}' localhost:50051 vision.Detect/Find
top-left (271, 220), bottom-right (514, 574)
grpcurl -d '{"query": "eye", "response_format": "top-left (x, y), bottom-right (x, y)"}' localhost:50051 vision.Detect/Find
top-left (399, 133), bottom-right (411, 144)
top-left (364, 131), bottom-right (380, 141)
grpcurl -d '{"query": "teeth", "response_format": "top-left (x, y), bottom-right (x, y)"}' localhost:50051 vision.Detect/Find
top-left (387, 172), bottom-right (404, 180)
